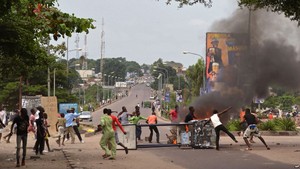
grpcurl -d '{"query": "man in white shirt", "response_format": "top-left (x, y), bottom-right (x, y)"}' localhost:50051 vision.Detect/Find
top-left (0, 107), bottom-right (6, 142)
top-left (205, 107), bottom-right (238, 151)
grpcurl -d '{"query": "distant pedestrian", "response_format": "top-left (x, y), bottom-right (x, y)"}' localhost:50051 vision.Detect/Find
top-left (129, 106), bottom-right (146, 141)
top-left (204, 107), bottom-right (238, 151)
top-left (10, 108), bottom-right (29, 167)
top-left (237, 107), bottom-right (246, 136)
top-left (107, 109), bottom-right (128, 154)
top-left (55, 113), bottom-right (66, 146)
top-left (241, 108), bottom-right (270, 150)
top-left (3, 109), bottom-right (19, 143)
top-left (184, 106), bottom-right (196, 123)
top-left (71, 108), bottom-right (84, 143)
top-left (34, 107), bottom-right (45, 155)
top-left (169, 105), bottom-right (179, 122)
top-left (147, 112), bottom-right (159, 143)
top-left (43, 113), bottom-right (51, 152)
top-left (117, 106), bottom-right (132, 125)
top-left (100, 108), bottom-right (116, 160)
top-left (0, 107), bottom-right (6, 142)
top-left (28, 108), bottom-right (36, 136)
top-left (169, 105), bottom-right (179, 136)
top-left (0, 117), bottom-right (6, 141)
top-left (151, 104), bottom-right (155, 113)
top-left (64, 109), bottom-right (80, 144)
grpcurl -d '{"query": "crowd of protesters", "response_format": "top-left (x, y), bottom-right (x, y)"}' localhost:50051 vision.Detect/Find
top-left (0, 101), bottom-right (279, 167)
top-left (0, 106), bottom-right (85, 167)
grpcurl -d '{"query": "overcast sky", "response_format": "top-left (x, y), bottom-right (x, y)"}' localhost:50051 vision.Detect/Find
top-left (55, 0), bottom-right (238, 68)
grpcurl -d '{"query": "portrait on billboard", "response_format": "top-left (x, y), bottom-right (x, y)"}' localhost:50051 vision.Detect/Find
top-left (206, 33), bottom-right (247, 92)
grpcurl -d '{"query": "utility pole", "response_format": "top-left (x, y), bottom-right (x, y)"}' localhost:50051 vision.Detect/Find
top-left (82, 35), bottom-right (88, 70)
top-left (53, 68), bottom-right (56, 96)
top-left (47, 40), bottom-right (51, 97)
top-left (100, 18), bottom-right (105, 102)
top-left (75, 34), bottom-right (80, 59)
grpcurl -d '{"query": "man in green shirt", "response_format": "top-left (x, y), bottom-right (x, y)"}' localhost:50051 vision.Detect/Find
top-left (129, 108), bottom-right (146, 141)
top-left (100, 108), bottom-right (116, 160)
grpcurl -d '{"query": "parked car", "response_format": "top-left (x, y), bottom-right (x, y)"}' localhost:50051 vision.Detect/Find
top-left (79, 111), bottom-right (93, 122)
top-left (149, 95), bottom-right (155, 100)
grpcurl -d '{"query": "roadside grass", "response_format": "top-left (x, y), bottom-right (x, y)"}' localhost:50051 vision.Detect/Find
top-left (227, 118), bottom-right (297, 131)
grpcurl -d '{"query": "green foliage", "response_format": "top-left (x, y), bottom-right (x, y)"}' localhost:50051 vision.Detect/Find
top-left (164, 1), bottom-right (300, 25)
top-left (239, 0), bottom-right (300, 25)
top-left (55, 88), bottom-right (79, 103)
top-left (185, 58), bottom-right (205, 96)
top-left (125, 60), bottom-right (143, 77)
top-left (295, 96), bottom-right (300, 106)
top-left (258, 120), bottom-right (277, 131)
top-left (143, 101), bottom-right (152, 108)
top-left (262, 95), bottom-right (295, 112)
top-left (0, 82), bottom-right (19, 110)
top-left (262, 96), bottom-right (279, 109)
top-left (227, 118), bottom-right (297, 131)
top-left (151, 58), bottom-right (180, 91)
top-left (164, 0), bottom-right (212, 7)
top-left (278, 95), bottom-right (295, 112)
top-left (226, 119), bottom-right (242, 131)
top-left (0, 0), bottom-right (95, 109)
top-left (273, 118), bottom-right (297, 131)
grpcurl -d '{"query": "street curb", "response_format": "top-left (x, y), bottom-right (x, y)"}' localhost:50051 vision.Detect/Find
top-left (229, 131), bottom-right (299, 136)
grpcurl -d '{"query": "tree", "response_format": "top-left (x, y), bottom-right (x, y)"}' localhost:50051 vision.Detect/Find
top-left (141, 64), bottom-right (150, 74)
top-left (185, 58), bottom-right (205, 96)
top-left (239, 0), bottom-right (300, 25)
top-left (164, 0), bottom-right (300, 25)
top-left (0, 0), bottom-right (95, 108)
top-left (164, 0), bottom-right (212, 7)
top-left (102, 57), bottom-right (127, 82)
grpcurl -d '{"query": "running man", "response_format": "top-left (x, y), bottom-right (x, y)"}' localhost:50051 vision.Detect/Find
top-left (129, 108), bottom-right (146, 141)
top-left (107, 109), bottom-right (128, 154)
top-left (10, 108), bottom-right (29, 167)
top-left (241, 108), bottom-right (270, 150)
top-left (147, 112), bottom-right (160, 143)
top-left (100, 108), bottom-right (116, 160)
top-left (204, 107), bottom-right (238, 151)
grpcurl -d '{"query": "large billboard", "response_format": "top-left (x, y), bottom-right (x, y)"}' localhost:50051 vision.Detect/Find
top-left (58, 103), bottom-right (79, 114)
top-left (206, 32), bottom-right (247, 92)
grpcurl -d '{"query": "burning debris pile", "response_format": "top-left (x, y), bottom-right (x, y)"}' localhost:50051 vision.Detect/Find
top-left (191, 8), bottom-right (300, 119)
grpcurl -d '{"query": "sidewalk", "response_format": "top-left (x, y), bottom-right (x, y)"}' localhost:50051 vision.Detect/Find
top-left (0, 132), bottom-right (185, 169)
top-left (0, 133), bottom-right (68, 169)
top-left (2, 131), bottom-right (300, 169)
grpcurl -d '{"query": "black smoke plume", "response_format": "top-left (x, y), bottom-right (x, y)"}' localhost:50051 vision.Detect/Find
top-left (190, 8), bottom-right (300, 119)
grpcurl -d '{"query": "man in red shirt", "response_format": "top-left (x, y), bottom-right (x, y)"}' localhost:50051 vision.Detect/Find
top-left (169, 105), bottom-right (179, 122)
top-left (147, 112), bottom-right (159, 143)
top-left (107, 109), bottom-right (128, 154)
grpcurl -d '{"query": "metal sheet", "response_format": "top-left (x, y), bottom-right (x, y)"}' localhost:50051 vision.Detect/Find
top-left (116, 124), bottom-right (137, 150)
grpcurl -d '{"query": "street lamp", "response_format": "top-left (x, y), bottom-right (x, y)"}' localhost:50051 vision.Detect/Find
top-left (154, 69), bottom-right (166, 87)
top-left (153, 66), bottom-right (169, 84)
top-left (183, 51), bottom-right (206, 92)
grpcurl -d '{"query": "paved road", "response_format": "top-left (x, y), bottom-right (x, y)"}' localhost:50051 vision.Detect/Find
top-left (2, 84), bottom-right (300, 169)
top-left (92, 83), bottom-right (153, 126)
top-left (91, 83), bottom-right (173, 144)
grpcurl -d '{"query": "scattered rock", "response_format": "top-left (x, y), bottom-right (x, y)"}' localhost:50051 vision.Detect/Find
top-left (6, 158), bottom-right (13, 161)
top-left (30, 156), bottom-right (41, 159)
